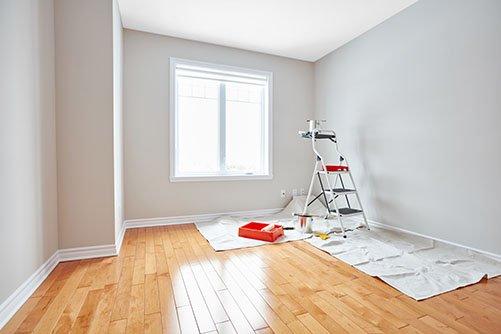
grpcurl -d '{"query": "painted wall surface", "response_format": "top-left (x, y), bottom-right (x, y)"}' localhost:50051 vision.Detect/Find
top-left (113, 0), bottom-right (125, 243)
top-left (124, 30), bottom-right (314, 219)
top-left (55, 0), bottom-right (115, 248)
top-left (0, 0), bottom-right (58, 304)
top-left (314, 0), bottom-right (501, 254)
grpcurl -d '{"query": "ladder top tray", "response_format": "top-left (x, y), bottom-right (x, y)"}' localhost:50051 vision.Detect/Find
top-left (299, 131), bottom-right (336, 140)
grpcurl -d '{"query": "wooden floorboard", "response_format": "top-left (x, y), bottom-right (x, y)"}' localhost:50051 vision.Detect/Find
top-left (2, 224), bottom-right (500, 333)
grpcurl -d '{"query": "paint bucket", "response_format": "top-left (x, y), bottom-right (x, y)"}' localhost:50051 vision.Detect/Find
top-left (294, 214), bottom-right (313, 233)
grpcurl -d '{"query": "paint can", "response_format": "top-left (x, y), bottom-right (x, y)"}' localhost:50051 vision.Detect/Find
top-left (294, 214), bottom-right (313, 233)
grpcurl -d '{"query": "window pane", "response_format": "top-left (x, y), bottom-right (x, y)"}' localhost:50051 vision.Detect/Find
top-left (177, 77), bottom-right (219, 175)
top-left (173, 60), bottom-right (271, 180)
top-left (225, 83), bottom-right (264, 173)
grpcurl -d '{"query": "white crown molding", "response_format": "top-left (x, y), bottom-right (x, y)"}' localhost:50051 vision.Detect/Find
top-left (0, 252), bottom-right (59, 329)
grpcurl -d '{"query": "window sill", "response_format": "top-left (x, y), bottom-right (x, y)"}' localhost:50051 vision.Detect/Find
top-left (170, 174), bottom-right (273, 182)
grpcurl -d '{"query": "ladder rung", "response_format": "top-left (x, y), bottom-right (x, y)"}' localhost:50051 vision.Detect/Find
top-left (328, 208), bottom-right (363, 217)
top-left (326, 188), bottom-right (356, 195)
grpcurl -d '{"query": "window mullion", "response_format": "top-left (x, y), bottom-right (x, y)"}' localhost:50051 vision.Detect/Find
top-left (219, 83), bottom-right (226, 174)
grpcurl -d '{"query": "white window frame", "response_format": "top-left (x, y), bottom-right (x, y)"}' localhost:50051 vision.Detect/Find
top-left (169, 57), bottom-right (273, 182)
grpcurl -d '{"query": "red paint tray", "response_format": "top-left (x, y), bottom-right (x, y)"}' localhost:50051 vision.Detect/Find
top-left (238, 222), bottom-right (284, 242)
top-left (325, 165), bottom-right (349, 172)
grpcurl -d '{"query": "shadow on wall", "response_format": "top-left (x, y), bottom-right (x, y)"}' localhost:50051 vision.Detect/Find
top-left (356, 109), bottom-right (380, 220)
top-left (36, 0), bottom-right (58, 261)
top-left (356, 106), bottom-right (438, 227)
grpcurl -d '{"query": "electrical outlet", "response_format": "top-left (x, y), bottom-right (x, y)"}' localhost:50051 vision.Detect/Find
top-left (292, 188), bottom-right (298, 197)
top-left (280, 189), bottom-right (286, 198)
top-left (300, 188), bottom-right (306, 195)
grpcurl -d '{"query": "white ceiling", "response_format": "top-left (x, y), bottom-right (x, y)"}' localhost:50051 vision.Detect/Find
top-left (118, 0), bottom-right (417, 62)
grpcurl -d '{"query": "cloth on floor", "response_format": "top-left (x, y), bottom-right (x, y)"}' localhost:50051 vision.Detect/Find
top-left (196, 196), bottom-right (501, 300)
top-left (195, 217), bottom-right (309, 251)
top-left (195, 196), bottom-right (323, 251)
top-left (304, 217), bottom-right (501, 300)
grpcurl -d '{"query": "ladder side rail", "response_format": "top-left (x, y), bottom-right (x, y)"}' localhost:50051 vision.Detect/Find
top-left (317, 172), bottom-right (332, 212)
top-left (306, 129), bottom-right (333, 213)
top-left (321, 129), bottom-right (345, 162)
top-left (302, 160), bottom-right (319, 215)
top-left (338, 175), bottom-right (352, 208)
top-left (328, 131), bottom-right (355, 210)
top-left (319, 129), bottom-right (351, 208)
top-left (333, 131), bottom-right (369, 230)
top-left (312, 129), bottom-right (338, 207)
top-left (302, 125), bottom-right (325, 215)
top-left (326, 182), bottom-right (347, 237)
top-left (327, 129), bottom-right (350, 169)
top-left (347, 171), bottom-right (370, 230)
top-left (315, 141), bottom-right (347, 237)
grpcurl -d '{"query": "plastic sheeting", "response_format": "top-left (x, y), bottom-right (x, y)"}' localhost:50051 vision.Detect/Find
top-left (195, 196), bottom-right (327, 251)
top-left (195, 217), bottom-right (308, 251)
top-left (196, 196), bottom-right (501, 300)
top-left (307, 226), bottom-right (501, 300)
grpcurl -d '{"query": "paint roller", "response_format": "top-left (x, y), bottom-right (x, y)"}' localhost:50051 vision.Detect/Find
top-left (260, 223), bottom-right (275, 232)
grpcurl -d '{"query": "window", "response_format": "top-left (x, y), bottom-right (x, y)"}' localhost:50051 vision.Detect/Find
top-left (170, 58), bottom-right (272, 181)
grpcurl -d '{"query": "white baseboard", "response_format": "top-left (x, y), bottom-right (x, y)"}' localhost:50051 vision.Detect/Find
top-left (357, 218), bottom-right (501, 261)
top-left (0, 252), bottom-right (59, 329)
top-left (58, 244), bottom-right (118, 262)
top-left (124, 208), bottom-right (283, 229)
top-left (115, 222), bottom-right (126, 255)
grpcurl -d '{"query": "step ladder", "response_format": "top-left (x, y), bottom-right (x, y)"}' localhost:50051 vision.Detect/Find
top-left (299, 120), bottom-right (370, 238)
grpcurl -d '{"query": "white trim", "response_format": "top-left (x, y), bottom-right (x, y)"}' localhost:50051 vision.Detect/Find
top-left (0, 252), bottom-right (59, 329)
top-left (169, 57), bottom-right (176, 183)
top-left (169, 174), bottom-right (273, 182)
top-left (169, 57), bottom-right (273, 182)
top-left (115, 221), bottom-right (126, 256)
top-left (171, 57), bottom-right (273, 80)
top-left (354, 217), bottom-right (501, 261)
top-left (124, 208), bottom-right (283, 229)
top-left (58, 244), bottom-right (118, 262)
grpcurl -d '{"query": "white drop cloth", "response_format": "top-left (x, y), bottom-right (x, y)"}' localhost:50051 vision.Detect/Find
top-left (195, 196), bottom-right (501, 300)
top-left (195, 217), bottom-right (309, 251)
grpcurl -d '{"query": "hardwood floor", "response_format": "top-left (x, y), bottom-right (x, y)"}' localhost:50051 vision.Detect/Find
top-left (2, 224), bottom-right (501, 333)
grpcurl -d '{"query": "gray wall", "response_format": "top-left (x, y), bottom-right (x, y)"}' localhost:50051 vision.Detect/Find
top-left (124, 30), bottom-right (314, 219)
top-left (0, 0), bottom-right (58, 304)
top-left (55, 0), bottom-right (115, 248)
top-left (314, 0), bottom-right (501, 254)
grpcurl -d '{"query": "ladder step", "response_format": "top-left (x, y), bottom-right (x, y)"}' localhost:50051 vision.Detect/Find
top-left (329, 208), bottom-right (363, 217)
top-left (326, 188), bottom-right (356, 195)
top-left (325, 165), bottom-right (349, 172)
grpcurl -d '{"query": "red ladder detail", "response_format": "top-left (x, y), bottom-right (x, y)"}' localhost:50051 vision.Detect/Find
top-left (324, 165), bottom-right (349, 172)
